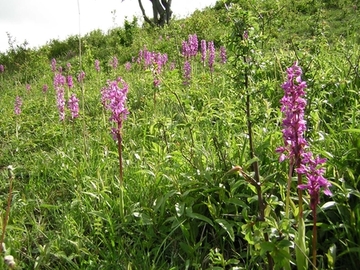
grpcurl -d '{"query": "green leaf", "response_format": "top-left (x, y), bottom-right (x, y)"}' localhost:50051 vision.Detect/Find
top-left (321, 201), bottom-right (336, 210)
top-left (186, 209), bottom-right (214, 227)
top-left (260, 241), bottom-right (276, 252)
top-left (215, 219), bottom-right (235, 241)
top-left (343, 129), bottom-right (360, 133)
top-left (224, 197), bottom-right (249, 209)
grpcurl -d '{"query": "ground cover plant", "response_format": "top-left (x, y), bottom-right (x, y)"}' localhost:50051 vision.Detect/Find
top-left (0, 0), bottom-right (360, 269)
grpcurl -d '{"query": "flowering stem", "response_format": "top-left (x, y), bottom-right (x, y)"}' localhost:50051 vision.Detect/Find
top-left (117, 131), bottom-right (125, 220)
top-left (117, 131), bottom-right (123, 187)
top-left (312, 208), bottom-right (317, 269)
top-left (295, 152), bottom-right (304, 218)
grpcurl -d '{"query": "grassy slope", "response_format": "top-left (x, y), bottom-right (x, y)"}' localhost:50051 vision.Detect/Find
top-left (0, 0), bottom-right (360, 269)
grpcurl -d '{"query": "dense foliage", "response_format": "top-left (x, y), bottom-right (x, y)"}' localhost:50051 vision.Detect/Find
top-left (0, 0), bottom-right (359, 269)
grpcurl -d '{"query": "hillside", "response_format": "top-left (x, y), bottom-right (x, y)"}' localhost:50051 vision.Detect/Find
top-left (0, 0), bottom-right (359, 269)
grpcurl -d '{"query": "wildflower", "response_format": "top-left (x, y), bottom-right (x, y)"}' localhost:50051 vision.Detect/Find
top-left (68, 93), bottom-right (79, 119)
top-left (188, 34), bottom-right (198, 56)
top-left (54, 73), bottom-right (66, 121)
top-left (143, 50), bottom-right (152, 68)
top-left (137, 49), bottom-right (143, 64)
top-left (182, 41), bottom-right (190, 58)
top-left (51, 58), bottom-right (57, 72)
top-left (201, 40), bottom-right (207, 65)
top-left (243, 30), bottom-right (248, 40)
top-left (77, 71), bottom-right (85, 83)
top-left (125, 62), bottom-right (131, 71)
top-left (276, 62), bottom-right (307, 162)
top-left (277, 62), bottom-right (332, 209)
top-left (14, 96), bottom-right (22, 115)
top-left (111, 56), bottom-right (118, 69)
top-left (67, 75), bottom-right (74, 89)
top-left (0, 64), bottom-right (4, 73)
top-left (42, 84), bottom-right (49, 93)
top-left (298, 155), bottom-right (332, 210)
top-left (101, 78), bottom-right (129, 140)
top-left (95, 59), bottom-right (100, 72)
top-left (170, 61), bottom-right (176, 71)
top-left (208, 41), bottom-right (215, 73)
top-left (220, 46), bottom-right (227, 64)
top-left (183, 61), bottom-right (191, 85)
top-left (26, 84), bottom-right (31, 91)
top-left (54, 73), bottom-right (66, 87)
top-left (66, 62), bottom-right (72, 71)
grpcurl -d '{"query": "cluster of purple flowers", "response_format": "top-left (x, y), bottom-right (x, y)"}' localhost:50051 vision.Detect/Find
top-left (26, 84), bottom-right (31, 92)
top-left (77, 71), bottom-right (85, 83)
top-left (51, 59), bottom-right (80, 121)
top-left (67, 75), bottom-right (74, 89)
top-left (0, 64), bottom-right (4, 73)
top-left (54, 72), bottom-right (66, 121)
top-left (125, 62), bottom-right (131, 71)
top-left (137, 46), bottom-right (168, 87)
top-left (110, 56), bottom-right (118, 69)
top-left (179, 34), bottom-right (227, 83)
top-left (14, 96), bottom-right (22, 115)
top-left (42, 84), bottom-right (49, 93)
top-left (51, 58), bottom-right (57, 72)
top-left (220, 46), bottom-right (227, 64)
top-left (276, 62), bottom-right (331, 210)
top-left (95, 59), bottom-right (101, 72)
top-left (182, 34), bottom-right (198, 59)
top-left (68, 94), bottom-right (79, 119)
top-left (208, 41), bottom-right (215, 73)
top-left (201, 40), bottom-right (207, 66)
top-left (183, 61), bottom-right (191, 86)
top-left (101, 77), bottom-right (129, 140)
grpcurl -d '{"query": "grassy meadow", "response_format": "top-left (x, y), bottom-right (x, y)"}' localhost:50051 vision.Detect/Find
top-left (0, 0), bottom-right (360, 269)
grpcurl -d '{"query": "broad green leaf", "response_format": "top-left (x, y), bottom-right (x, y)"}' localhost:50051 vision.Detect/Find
top-left (215, 219), bottom-right (235, 241)
top-left (186, 210), bottom-right (214, 227)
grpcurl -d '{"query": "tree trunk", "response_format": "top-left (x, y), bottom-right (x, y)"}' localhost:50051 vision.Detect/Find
top-left (138, 0), bottom-right (155, 26)
top-left (138, 0), bottom-right (172, 27)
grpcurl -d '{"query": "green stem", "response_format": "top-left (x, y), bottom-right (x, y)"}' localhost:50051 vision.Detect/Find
top-left (312, 207), bottom-right (317, 269)
top-left (117, 130), bottom-right (124, 220)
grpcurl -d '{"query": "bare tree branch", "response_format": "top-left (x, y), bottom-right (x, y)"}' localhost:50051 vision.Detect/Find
top-left (138, 0), bottom-right (155, 26)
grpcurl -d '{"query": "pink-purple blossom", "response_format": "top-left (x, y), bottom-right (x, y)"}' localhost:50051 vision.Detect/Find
top-left (77, 71), bottom-right (85, 83)
top-left (298, 154), bottom-right (332, 210)
top-left (183, 61), bottom-right (191, 85)
top-left (208, 41), bottom-right (215, 73)
top-left (68, 93), bottom-right (79, 119)
top-left (67, 75), bottom-right (74, 89)
top-left (54, 73), bottom-right (66, 121)
top-left (101, 78), bottom-right (129, 140)
top-left (125, 62), bottom-right (131, 71)
top-left (95, 59), bottom-right (100, 72)
top-left (0, 64), bottom-right (4, 73)
top-left (26, 84), bottom-right (31, 91)
top-left (276, 62), bottom-right (331, 209)
top-left (188, 34), bottom-right (198, 57)
top-left (14, 96), bottom-right (22, 115)
top-left (201, 40), bottom-right (207, 66)
top-left (220, 46), bottom-right (227, 64)
top-left (276, 62), bottom-right (308, 162)
top-left (111, 56), bottom-right (118, 69)
top-left (51, 58), bottom-right (57, 72)
top-left (42, 84), bottom-right (49, 93)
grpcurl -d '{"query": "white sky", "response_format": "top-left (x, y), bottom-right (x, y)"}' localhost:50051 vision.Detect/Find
top-left (0, 0), bottom-right (217, 53)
